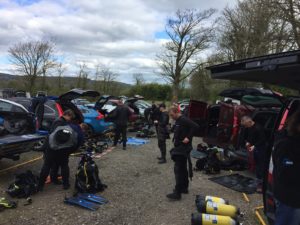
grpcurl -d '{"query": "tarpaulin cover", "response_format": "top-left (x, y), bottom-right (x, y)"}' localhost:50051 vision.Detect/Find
top-left (126, 137), bottom-right (150, 146)
top-left (209, 173), bottom-right (257, 194)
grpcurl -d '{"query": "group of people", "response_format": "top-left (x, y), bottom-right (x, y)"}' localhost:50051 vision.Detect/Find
top-left (37, 97), bottom-right (300, 224)
top-left (38, 100), bottom-right (132, 191)
top-left (149, 102), bottom-right (199, 200)
top-left (241, 113), bottom-right (300, 225)
top-left (38, 110), bottom-right (86, 190)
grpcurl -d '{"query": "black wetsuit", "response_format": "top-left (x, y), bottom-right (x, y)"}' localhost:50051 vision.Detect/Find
top-left (110, 105), bottom-right (131, 148)
top-left (39, 117), bottom-right (70, 188)
top-left (157, 111), bottom-right (169, 160)
top-left (245, 123), bottom-right (267, 180)
top-left (171, 116), bottom-right (199, 193)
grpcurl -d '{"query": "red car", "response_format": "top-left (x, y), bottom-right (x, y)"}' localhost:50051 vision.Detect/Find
top-left (207, 50), bottom-right (300, 225)
top-left (188, 88), bottom-right (281, 149)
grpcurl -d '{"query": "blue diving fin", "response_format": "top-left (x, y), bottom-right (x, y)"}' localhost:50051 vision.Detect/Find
top-left (77, 193), bottom-right (108, 204)
top-left (64, 196), bottom-right (100, 211)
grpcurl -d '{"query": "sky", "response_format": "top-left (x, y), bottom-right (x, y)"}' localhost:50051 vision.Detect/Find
top-left (0, 0), bottom-right (234, 84)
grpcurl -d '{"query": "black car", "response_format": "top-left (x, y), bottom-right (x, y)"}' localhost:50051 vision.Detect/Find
top-left (0, 98), bottom-right (45, 160)
top-left (207, 50), bottom-right (300, 225)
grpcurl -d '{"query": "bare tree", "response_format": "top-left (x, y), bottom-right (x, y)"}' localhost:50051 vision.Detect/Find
top-left (98, 65), bottom-right (118, 94)
top-left (133, 73), bottom-right (145, 86)
top-left (8, 40), bottom-right (56, 93)
top-left (157, 9), bottom-right (216, 102)
top-left (76, 63), bottom-right (89, 89)
top-left (217, 0), bottom-right (294, 88)
top-left (272, 0), bottom-right (300, 48)
top-left (218, 0), bottom-right (292, 62)
top-left (56, 62), bottom-right (67, 89)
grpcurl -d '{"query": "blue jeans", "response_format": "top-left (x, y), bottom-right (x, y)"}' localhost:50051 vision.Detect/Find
top-left (275, 200), bottom-right (300, 225)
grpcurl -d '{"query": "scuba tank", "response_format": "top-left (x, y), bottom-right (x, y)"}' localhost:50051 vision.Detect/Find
top-left (196, 195), bottom-right (229, 204)
top-left (196, 200), bottom-right (240, 218)
top-left (191, 213), bottom-right (240, 225)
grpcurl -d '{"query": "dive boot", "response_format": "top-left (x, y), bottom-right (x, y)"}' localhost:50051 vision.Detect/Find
top-left (166, 192), bottom-right (181, 200)
top-left (158, 159), bottom-right (167, 164)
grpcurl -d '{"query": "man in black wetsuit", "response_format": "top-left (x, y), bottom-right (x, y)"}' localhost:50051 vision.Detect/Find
top-left (38, 110), bottom-right (75, 190)
top-left (154, 103), bottom-right (169, 164)
top-left (109, 100), bottom-right (131, 150)
top-left (241, 115), bottom-right (267, 193)
top-left (167, 106), bottom-right (199, 200)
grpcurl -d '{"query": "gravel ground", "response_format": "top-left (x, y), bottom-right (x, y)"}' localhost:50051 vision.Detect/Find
top-left (0, 136), bottom-right (263, 225)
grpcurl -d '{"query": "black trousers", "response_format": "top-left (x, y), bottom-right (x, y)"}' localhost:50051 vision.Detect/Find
top-left (158, 139), bottom-right (166, 159)
top-left (114, 125), bottom-right (127, 147)
top-left (254, 145), bottom-right (266, 181)
top-left (173, 155), bottom-right (189, 193)
top-left (39, 149), bottom-right (70, 187)
top-left (50, 153), bottom-right (70, 186)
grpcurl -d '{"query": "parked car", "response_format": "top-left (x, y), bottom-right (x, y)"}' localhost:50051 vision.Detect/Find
top-left (188, 88), bottom-right (281, 148)
top-left (134, 100), bottom-right (151, 117)
top-left (207, 50), bottom-right (300, 225)
top-left (72, 98), bottom-right (91, 106)
top-left (77, 105), bottom-right (115, 137)
top-left (178, 99), bottom-right (190, 112)
top-left (10, 89), bottom-right (100, 151)
top-left (0, 99), bottom-right (45, 160)
top-left (94, 95), bottom-right (139, 122)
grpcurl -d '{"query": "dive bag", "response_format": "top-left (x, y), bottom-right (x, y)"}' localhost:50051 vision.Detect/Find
top-left (7, 170), bottom-right (39, 198)
top-left (75, 153), bottom-right (107, 193)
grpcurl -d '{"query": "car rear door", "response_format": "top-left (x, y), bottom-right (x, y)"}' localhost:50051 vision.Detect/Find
top-left (188, 100), bottom-right (208, 137)
top-left (207, 50), bottom-right (300, 225)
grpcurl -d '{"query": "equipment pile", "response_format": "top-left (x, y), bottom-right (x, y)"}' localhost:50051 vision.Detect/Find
top-left (191, 195), bottom-right (243, 225)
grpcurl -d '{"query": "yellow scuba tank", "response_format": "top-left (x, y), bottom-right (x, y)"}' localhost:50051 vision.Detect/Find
top-left (196, 195), bottom-right (229, 205)
top-left (191, 213), bottom-right (240, 225)
top-left (196, 200), bottom-right (240, 218)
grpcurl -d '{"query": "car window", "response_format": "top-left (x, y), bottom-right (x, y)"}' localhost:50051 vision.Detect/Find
top-left (79, 108), bottom-right (89, 114)
top-left (44, 105), bottom-right (55, 114)
top-left (45, 100), bottom-right (59, 116)
top-left (0, 101), bottom-right (26, 113)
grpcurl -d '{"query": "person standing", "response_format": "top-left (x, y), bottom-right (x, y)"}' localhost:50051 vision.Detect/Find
top-left (167, 106), bottom-right (199, 200)
top-left (273, 111), bottom-right (300, 225)
top-left (109, 100), bottom-right (131, 150)
top-left (154, 103), bottom-right (170, 164)
top-left (50, 122), bottom-right (87, 187)
top-left (241, 116), bottom-right (267, 193)
top-left (38, 110), bottom-right (75, 190)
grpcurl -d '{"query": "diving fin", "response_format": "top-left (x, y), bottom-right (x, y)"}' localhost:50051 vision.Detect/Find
top-left (64, 197), bottom-right (100, 211)
top-left (77, 193), bottom-right (108, 204)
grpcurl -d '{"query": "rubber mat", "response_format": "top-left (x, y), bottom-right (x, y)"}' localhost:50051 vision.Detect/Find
top-left (209, 174), bottom-right (257, 194)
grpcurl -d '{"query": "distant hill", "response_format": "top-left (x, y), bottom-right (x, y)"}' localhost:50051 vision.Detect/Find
top-left (0, 73), bottom-right (132, 95)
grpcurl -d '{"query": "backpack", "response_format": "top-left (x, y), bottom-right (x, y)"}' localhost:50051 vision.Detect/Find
top-left (75, 153), bottom-right (107, 193)
top-left (7, 170), bottom-right (39, 198)
top-left (204, 149), bottom-right (221, 174)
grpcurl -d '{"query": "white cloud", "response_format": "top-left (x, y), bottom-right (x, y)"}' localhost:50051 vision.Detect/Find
top-left (0, 0), bottom-right (233, 84)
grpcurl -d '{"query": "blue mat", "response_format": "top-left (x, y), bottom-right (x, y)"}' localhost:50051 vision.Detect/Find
top-left (126, 137), bottom-right (149, 146)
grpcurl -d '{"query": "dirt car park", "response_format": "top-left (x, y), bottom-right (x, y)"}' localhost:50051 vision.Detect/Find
top-left (0, 136), bottom-right (262, 225)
